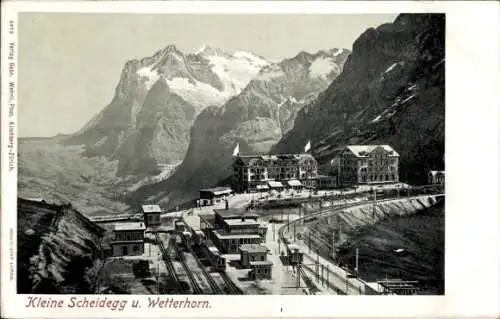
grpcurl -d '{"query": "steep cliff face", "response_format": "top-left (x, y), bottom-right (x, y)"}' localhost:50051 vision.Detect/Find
top-left (132, 48), bottom-right (350, 208)
top-left (18, 198), bottom-right (105, 293)
top-left (64, 45), bottom-right (270, 176)
top-left (273, 14), bottom-right (445, 184)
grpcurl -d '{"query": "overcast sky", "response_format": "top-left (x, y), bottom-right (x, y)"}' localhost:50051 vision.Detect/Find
top-left (19, 13), bottom-right (397, 137)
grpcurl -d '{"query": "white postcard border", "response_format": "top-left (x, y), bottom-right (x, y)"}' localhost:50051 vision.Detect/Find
top-left (2, 1), bottom-right (500, 318)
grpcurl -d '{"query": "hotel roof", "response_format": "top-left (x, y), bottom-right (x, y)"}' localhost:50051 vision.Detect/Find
top-left (268, 181), bottom-right (284, 188)
top-left (114, 222), bottom-right (146, 231)
top-left (213, 231), bottom-right (262, 240)
top-left (239, 244), bottom-right (269, 253)
top-left (214, 208), bottom-right (258, 219)
top-left (199, 187), bottom-right (233, 196)
top-left (141, 205), bottom-right (162, 213)
top-left (287, 179), bottom-right (303, 187)
top-left (249, 261), bottom-right (273, 266)
top-left (346, 145), bottom-right (399, 157)
top-left (224, 219), bottom-right (260, 227)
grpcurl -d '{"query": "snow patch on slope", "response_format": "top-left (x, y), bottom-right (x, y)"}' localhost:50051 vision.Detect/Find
top-left (333, 48), bottom-right (345, 57)
top-left (309, 57), bottom-right (339, 79)
top-left (384, 62), bottom-right (403, 74)
top-left (166, 77), bottom-right (225, 109)
top-left (137, 67), bottom-right (160, 90)
top-left (206, 53), bottom-right (269, 97)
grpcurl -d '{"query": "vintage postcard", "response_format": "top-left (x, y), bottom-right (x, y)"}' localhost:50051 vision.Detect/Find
top-left (1, 1), bottom-right (499, 318)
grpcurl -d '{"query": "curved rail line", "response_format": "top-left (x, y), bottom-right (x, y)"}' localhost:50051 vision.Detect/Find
top-left (278, 191), bottom-right (444, 294)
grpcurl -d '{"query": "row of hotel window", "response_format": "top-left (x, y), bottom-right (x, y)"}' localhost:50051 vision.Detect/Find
top-left (245, 174), bottom-right (313, 181)
top-left (341, 159), bottom-right (397, 166)
top-left (343, 166), bottom-right (397, 173)
top-left (250, 255), bottom-right (266, 261)
top-left (229, 238), bottom-right (259, 245)
top-left (342, 174), bottom-right (397, 182)
top-left (115, 232), bottom-right (144, 241)
top-left (244, 166), bottom-right (315, 174)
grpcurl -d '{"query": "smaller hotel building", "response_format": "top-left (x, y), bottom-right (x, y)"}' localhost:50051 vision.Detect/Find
top-left (337, 145), bottom-right (400, 186)
top-left (141, 204), bottom-right (162, 227)
top-left (110, 222), bottom-right (146, 257)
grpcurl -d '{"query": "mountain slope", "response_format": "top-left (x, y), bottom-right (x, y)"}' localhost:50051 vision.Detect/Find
top-left (273, 14), bottom-right (445, 184)
top-left (64, 45), bottom-right (270, 175)
top-left (127, 48), bottom-right (350, 208)
top-left (18, 198), bottom-right (105, 293)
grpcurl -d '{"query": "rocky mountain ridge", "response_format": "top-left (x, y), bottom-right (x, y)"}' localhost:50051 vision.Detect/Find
top-left (127, 47), bottom-right (350, 208)
top-left (64, 45), bottom-right (271, 175)
top-left (273, 13), bottom-right (445, 184)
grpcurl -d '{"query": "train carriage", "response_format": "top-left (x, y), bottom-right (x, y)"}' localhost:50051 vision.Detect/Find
top-left (201, 240), bottom-right (226, 271)
top-left (191, 229), bottom-right (205, 246)
top-left (175, 220), bottom-right (186, 232)
top-left (181, 231), bottom-right (194, 247)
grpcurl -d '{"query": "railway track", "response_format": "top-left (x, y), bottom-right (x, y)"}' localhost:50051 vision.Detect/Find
top-left (184, 242), bottom-right (223, 294)
top-left (182, 222), bottom-right (243, 295)
top-left (155, 233), bottom-right (183, 292)
top-left (219, 271), bottom-right (244, 295)
top-left (172, 237), bottom-right (204, 294)
top-left (277, 193), bottom-right (444, 295)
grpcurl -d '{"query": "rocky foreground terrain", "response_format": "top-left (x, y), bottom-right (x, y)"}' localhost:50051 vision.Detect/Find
top-left (18, 198), bottom-right (104, 293)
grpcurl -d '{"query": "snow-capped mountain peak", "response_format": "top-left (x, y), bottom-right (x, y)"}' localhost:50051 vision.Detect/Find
top-left (195, 45), bottom-right (227, 57)
top-left (131, 45), bottom-right (273, 110)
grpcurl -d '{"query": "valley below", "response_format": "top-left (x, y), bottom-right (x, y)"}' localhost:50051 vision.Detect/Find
top-left (18, 138), bottom-right (178, 217)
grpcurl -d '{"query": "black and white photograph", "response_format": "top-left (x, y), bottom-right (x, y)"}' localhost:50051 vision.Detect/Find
top-left (2, 1), bottom-right (499, 318)
top-left (15, 11), bottom-right (445, 296)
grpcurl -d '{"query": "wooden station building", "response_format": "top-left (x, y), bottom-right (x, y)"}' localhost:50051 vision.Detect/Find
top-left (110, 222), bottom-right (146, 257)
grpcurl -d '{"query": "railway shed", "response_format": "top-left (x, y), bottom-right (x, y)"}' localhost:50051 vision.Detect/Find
top-left (239, 244), bottom-right (270, 268)
top-left (199, 187), bottom-right (234, 206)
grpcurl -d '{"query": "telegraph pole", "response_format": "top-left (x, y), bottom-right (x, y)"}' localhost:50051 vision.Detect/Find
top-left (157, 252), bottom-right (161, 294)
top-left (321, 264), bottom-right (324, 286)
top-left (355, 247), bottom-right (359, 277)
top-left (327, 265), bottom-right (330, 286)
top-left (296, 264), bottom-right (301, 289)
top-left (346, 275), bottom-right (349, 294)
top-left (316, 250), bottom-right (320, 281)
top-left (287, 211), bottom-right (290, 231)
top-left (308, 232), bottom-right (311, 253)
top-left (273, 223), bottom-right (276, 241)
top-left (293, 223), bottom-right (296, 242)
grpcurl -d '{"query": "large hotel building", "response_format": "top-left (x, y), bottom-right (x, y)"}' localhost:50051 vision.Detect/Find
top-left (337, 145), bottom-right (400, 186)
top-left (232, 154), bottom-right (318, 193)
